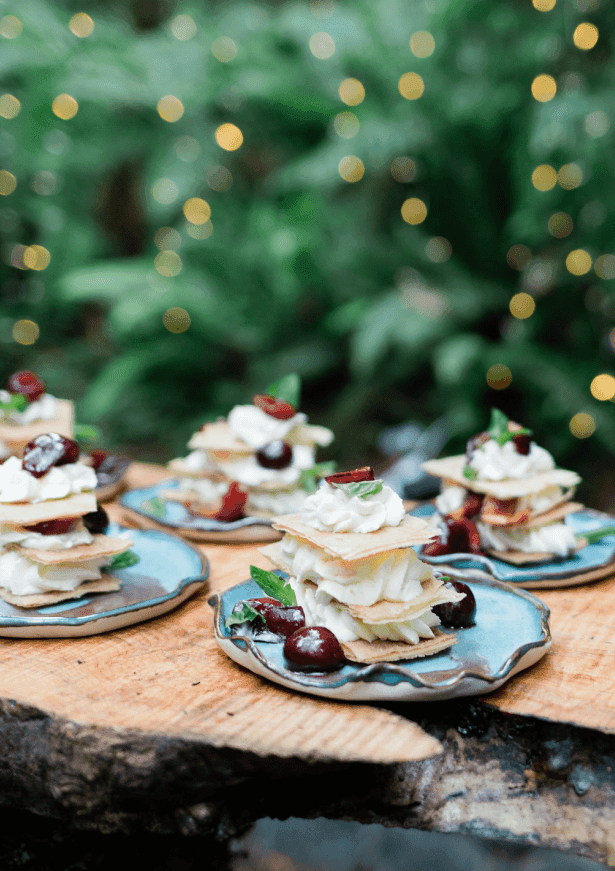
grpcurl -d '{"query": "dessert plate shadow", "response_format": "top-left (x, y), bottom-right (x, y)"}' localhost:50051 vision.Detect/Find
top-left (413, 504), bottom-right (615, 588)
top-left (0, 523), bottom-right (209, 638)
top-left (120, 480), bottom-right (282, 543)
top-left (211, 576), bottom-right (550, 702)
top-left (95, 455), bottom-right (132, 502)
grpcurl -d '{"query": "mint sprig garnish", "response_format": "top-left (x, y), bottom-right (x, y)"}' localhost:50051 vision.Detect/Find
top-left (0, 393), bottom-right (27, 414)
top-left (74, 423), bottom-right (103, 444)
top-left (331, 479), bottom-right (384, 499)
top-left (487, 408), bottom-right (531, 447)
top-left (225, 601), bottom-right (265, 629)
top-left (250, 565), bottom-right (297, 606)
top-left (463, 466), bottom-right (478, 481)
top-left (141, 496), bottom-right (166, 519)
top-left (299, 461), bottom-right (337, 493)
top-left (266, 373), bottom-right (301, 408)
top-left (108, 550), bottom-right (140, 570)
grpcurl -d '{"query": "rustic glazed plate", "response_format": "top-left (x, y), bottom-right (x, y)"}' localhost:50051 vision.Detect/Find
top-left (211, 575), bottom-right (550, 702)
top-left (94, 455), bottom-right (132, 502)
top-left (0, 523), bottom-right (208, 638)
top-left (413, 504), bottom-right (615, 588)
top-left (120, 480), bottom-right (282, 543)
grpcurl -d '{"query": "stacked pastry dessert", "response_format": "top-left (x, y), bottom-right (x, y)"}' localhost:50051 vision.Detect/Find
top-left (0, 432), bottom-right (136, 607)
top-left (422, 409), bottom-right (582, 563)
top-left (257, 468), bottom-right (466, 663)
top-left (168, 375), bottom-right (334, 520)
top-left (0, 370), bottom-right (74, 459)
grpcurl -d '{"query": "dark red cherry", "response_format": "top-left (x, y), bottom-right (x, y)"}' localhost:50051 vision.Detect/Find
top-left (253, 394), bottom-right (296, 420)
top-left (325, 466), bottom-right (375, 484)
top-left (246, 597), bottom-right (305, 638)
top-left (465, 430), bottom-right (490, 462)
top-left (284, 626), bottom-right (345, 671)
top-left (22, 433), bottom-right (80, 478)
top-left (423, 518), bottom-right (482, 557)
top-left (89, 449), bottom-right (109, 471)
top-left (513, 433), bottom-right (531, 455)
top-left (82, 503), bottom-right (109, 535)
top-left (461, 493), bottom-right (483, 519)
top-left (433, 579), bottom-right (477, 628)
top-left (214, 482), bottom-right (247, 522)
top-left (24, 517), bottom-right (76, 536)
top-left (256, 440), bottom-right (293, 470)
top-left (6, 370), bottom-right (45, 403)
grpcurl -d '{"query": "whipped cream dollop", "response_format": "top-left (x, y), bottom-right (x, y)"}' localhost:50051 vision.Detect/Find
top-left (468, 439), bottom-right (555, 481)
top-left (435, 484), bottom-right (466, 516)
top-left (247, 488), bottom-right (309, 515)
top-left (476, 520), bottom-right (577, 557)
top-left (280, 534), bottom-right (431, 606)
top-left (0, 550), bottom-right (111, 596)
top-left (0, 390), bottom-right (58, 425)
top-left (299, 480), bottom-right (405, 533)
top-left (0, 521), bottom-right (93, 550)
top-left (227, 404), bottom-right (307, 450)
top-left (0, 456), bottom-right (97, 503)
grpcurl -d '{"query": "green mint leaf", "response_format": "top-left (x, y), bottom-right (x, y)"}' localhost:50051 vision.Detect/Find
top-left (579, 526), bottom-right (615, 545)
top-left (0, 393), bottom-right (28, 413)
top-left (266, 373), bottom-right (301, 408)
top-left (141, 496), bottom-right (166, 519)
top-left (331, 479), bottom-right (384, 499)
top-left (488, 408), bottom-right (510, 440)
top-left (108, 550), bottom-right (140, 570)
top-left (74, 423), bottom-right (103, 444)
top-left (225, 601), bottom-right (265, 629)
top-left (463, 466), bottom-right (478, 481)
top-left (299, 461), bottom-right (337, 493)
top-left (249, 565), bottom-right (296, 606)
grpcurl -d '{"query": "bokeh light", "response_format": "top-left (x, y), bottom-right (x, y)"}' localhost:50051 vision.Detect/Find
top-left (69, 13), bottom-right (94, 38)
top-left (175, 136), bottom-right (200, 162)
top-left (590, 374), bottom-right (615, 401)
top-left (154, 227), bottom-right (181, 250)
top-left (23, 245), bottom-right (51, 271)
top-left (52, 94), bottom-right (79, 120)
top-left (531, 74), bottom-right (557, 102)
top-left (310, 0), bottom-right (335, 17)
top-left (155, 251), bottom-right (182, 277)
top-left (0, 16), bottom-right (22, 38)
top-left (390, 156), bottom-right (416, 183)
top-left (309, 32), bottom-right (335, 59)
top-left (157, 95), bottom-right (184, 122)
top-left (398, 73), bottom-right (424, 100)
top-left (152, 178), bottom-right (179, 204)
top-left (170, 15), bottom-right (197, 41)
top-left (425, 237), bottom-right (451, 262)
top-left (548, 212), bottom-right (573, 238)
top-left (585, 111), bottom-right (609, 138)
top-left (13, 320), bottom-right (39, 345)
top-left (163, 307), bottom-right (191, 333)
top-left (595, 254), bottom-right (615, 280)
top-left (506, 244), bottom-right (532, 270)
top-left (211, 36), bottom-right (238, 62)
top-left (410, 31), bottom-right (435, 58)
top-left (532, 164), bottom-right (557, 191)
top-left (186, 221), bottom-right (213, 240)
top-left (215, 123), bottom-right (243, 151)
top-left (566, 249), bottom-right (592, 275)
top-left (338, 78), bottom-right (365, 106)
top-left (0, 170), bottom-right (17, 195)
top-left (0, 94), bottom-right (20, 119)
top-left (338, 155), bottom-right (364, 182)
top-left (333, 111), bottom-right (360, 139)
top-left (558, 163), bottom-right (583, 190)
top-left (509, 292), bottom-right (536, 319)
top-left (569, 412), bottom-right (595, 438)
top-left (532, 0), bottom-right (556, 9)
top-left (486, 364), bottom-right (512, 390)
top-left (573, 22), bottom-right (599, 50)
top-left (183, 197), bottom-right (211, 224)
top-left (607, 328), bottom-right (615, 353)
top-left (401, 197), bottom-right (427, 224)
top-left (207, 165), bottom-right (233, 191)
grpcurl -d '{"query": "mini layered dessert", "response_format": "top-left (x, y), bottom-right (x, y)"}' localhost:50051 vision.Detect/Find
top-left (168, 375), bottom-right (334, 520)
top-left (0, 432), bottom-right (136, 607)
top-left (0, 370), bottom-right (74, 459)
top-left (422, 409), bottom-right (582, 563)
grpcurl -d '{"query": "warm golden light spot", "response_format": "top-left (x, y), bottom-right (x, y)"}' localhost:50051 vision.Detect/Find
top-left (69, 13), bottom-right (94, 37)
top-left (152, 178), bottom-right (179, 205)
top-left (532, 0), bottom-right (556, 8)
top-left (338, 78), bottom-right (365, 106)
top-left (558, 163), bottom-right (582, 190)
top-left (163, 306), bottom-right (191, 333)
top-left (531, 164), bottom-right (557, 191)
top-left (23, 245), bottom-right (51, 271)
top-left (390, 156), bottom-right (417, 183)
top-left (333, 111), bottom-right (359, 139)
top-left (509, 292), bottom-right (535, 319)
top-left (590, 374), bottom-right (615, 401)
top-left (211, 36), bottom-right (237, 62)
top-left (170, 14), bottom-right (197, 41)
top-left (309, 32), bottom-right (335, 59)
top-left (506, 245), bottom-right (532, 270)
top-left (548, 212), bottom-right (573, 238)
top-left (566, 249), bottom-right (592, 275)
top-left (0, 170), bottom-right (17, 196)
top-left (595, 254), bottom-right (615, 280)
top-left (52, 94), bottom-right (78, 120)
top-left (410, 31), bottom-right (435, 58)
top-left (0, 15), bottom-right (22, 38)
top-left (425, 237), bottom-right (451, 262)
top-left (186, 220), bottom-right (213, 240)
top-left (183, 197), bottom-right (211, 225)
top-left (338, 155), bottom-right (364, 183)
top-left (215, 123), bottom-right (243, 151)
top-left (531, 74), bottom-right (557, 102)
top-left (155, 251), bottom-right (182, 278)
top-left (0, 94), bottom-right (20, 119)
top-left (157, 95), bottom-right (184, 123)
top-left (585, 111), bottom-right (609, 138)
top-left (401, 197), bottom-right (427, 225)
top-left (573, 22), bottom-right (598, 50)
top-left (12, 320), bottom-right (39, 345)
top-left (175, 136), bottom-right (200, 162)
top-left (398, 72), bottom-right (424, 100)
top-left (154, 227), bottom-right (181, 251)
top-left (207, 165), bottom-right (233, 191)
top-left (570, 412), bottom-right (595, 438)
top-left (486, 364), bottom-right (512, 390)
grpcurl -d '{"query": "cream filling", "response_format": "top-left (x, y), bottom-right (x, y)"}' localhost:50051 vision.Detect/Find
top-left (175, 477), bottom-right (227, 503)
top-left (246, 488), bottom-right (309, 515)
top-left (436, 484), bottom-right (568, 517)
top-left (0, 549), bottom-right (112, 596)
top-left (476, 520), bottom-right (578, 557)
top-left (299, 480), bottom-right (405, 533)
top-left (0, 520), bottom-right (93, 550)
top-left (0, 456), bottom-right (97, 503)
top-left (0, 391), bottom-right (58, 425)
top-left (212, 444), bottom-right (315, 488)
top-left (468, 439), bottom-right (555, 481)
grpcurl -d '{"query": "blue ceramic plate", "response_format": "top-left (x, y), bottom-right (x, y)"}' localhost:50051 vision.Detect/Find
top-left (412, 504), bottom-right (615, 588)
top-left (120, 480), bottom-right (281, 543)
top-left (94, 454), bottom-right (132, 502)
top-left (0, 523), bottom-right (209, 638)
top-left (211, 575), bottom-right (550, 702)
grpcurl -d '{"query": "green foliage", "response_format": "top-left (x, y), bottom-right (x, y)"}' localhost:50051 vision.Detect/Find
top-left (2, 0), bottom-right (615, 472)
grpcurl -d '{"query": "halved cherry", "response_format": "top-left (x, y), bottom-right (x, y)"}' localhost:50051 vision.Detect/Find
top-left (253, 394), bottom-right (296, 420)
top-left (423, 518), bottom-right (482, 557)
top-left (461, 493), bottom-right (483, 519)
top-left (6, 370), bottom-right (46, 403)
top-left (24, 518), bottom-right (76, 536)
top-left (325, 466), bottom-right (375, 484)
top-left (89, 449), bottom-right (109, 471)
top-left (256, 441), bottom-right (293, 470)
top-left (214, 481), bottom-right (248, 522)
top-left (22, 433), bottom-right (80, 478)
top-left (246, 598), bottom-right (306, 638)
